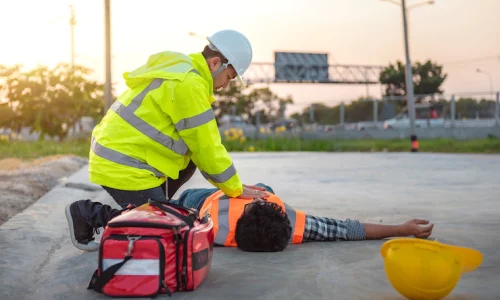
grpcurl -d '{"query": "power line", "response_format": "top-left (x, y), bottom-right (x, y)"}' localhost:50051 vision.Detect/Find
top-left (441, 55), bottom-right (500, 65)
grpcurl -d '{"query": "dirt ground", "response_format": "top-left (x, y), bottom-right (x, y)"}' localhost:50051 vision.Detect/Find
top-left (0, 155), bottom-right (88, 225)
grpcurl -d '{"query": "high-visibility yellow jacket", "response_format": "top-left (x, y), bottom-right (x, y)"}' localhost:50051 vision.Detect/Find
top-left (88, 51), bottom-right (243, 197)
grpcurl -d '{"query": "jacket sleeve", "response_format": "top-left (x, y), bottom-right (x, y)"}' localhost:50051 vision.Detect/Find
top-left (159, 77), bottom-right (243, 197)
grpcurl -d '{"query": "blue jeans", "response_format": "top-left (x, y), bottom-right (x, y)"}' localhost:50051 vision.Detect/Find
top-left (170, 183), bottom-right (275, 211)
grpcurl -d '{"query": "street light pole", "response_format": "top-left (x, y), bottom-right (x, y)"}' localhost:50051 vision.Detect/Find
top-left (407, 0), bottom-right (435, 10)
top-left (401, 0), bottom-right (417, 150)
top-left (382, 0), bottom-right (433, 152)
top-left (476, 68), bottom-right (494, 98)
top-left (104, 0), bottom-right (113, 112)
top-left (69, 5), bottom-right (76, 68)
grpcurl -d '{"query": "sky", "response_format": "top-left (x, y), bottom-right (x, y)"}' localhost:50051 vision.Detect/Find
top-left (1, 0), bottom-right (499, 115)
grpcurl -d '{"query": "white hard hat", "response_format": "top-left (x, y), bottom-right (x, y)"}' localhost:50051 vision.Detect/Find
top-left (206, 29), bottom-right (253, 83)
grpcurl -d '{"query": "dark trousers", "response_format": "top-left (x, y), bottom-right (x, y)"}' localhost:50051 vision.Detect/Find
top-left (81, 161), bottom-right (197, 228)
top-left (104, 160), bottom-right (197, 208)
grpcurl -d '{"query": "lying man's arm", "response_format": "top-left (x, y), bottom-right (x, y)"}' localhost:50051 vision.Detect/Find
top-left (363, 219), bottom-right (434, 240)
top-left (302, 216), bottom-right (434, 242)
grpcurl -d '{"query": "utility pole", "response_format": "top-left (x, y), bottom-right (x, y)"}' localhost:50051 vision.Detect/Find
top-left (104, 0), bottom-right (113, 111)
top-left (69, 5), bottom-right (76, 68)
top-left (280, 102), bottom-right (286, 126)
top-left (381, 0), bottom-right (433, 152)
top-left (401, 0), bottom-right (418, 151)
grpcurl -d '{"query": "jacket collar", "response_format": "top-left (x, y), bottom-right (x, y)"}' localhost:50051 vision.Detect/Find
top-left (189, 53), bottom-right (216, 103)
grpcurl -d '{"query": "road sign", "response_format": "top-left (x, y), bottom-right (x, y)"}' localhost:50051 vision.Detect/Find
top-left (274, 52), bottom-right (329, 82)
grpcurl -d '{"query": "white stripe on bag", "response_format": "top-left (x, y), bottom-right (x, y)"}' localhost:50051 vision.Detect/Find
top-left (102, 259), bottom-right (159, 276)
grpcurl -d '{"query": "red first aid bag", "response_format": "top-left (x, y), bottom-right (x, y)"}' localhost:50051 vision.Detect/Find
top-left (87, 199), bottom-right (214, 297)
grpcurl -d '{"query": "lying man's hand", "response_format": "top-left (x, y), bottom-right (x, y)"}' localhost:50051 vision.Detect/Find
top-left (402, 219), bottom-right (434, 238)
top-left (363, 219), bottom-right (434, 240)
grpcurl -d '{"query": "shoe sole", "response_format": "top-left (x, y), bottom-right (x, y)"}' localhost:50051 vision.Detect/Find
top-left (65, 204), bottom-right (100, 252)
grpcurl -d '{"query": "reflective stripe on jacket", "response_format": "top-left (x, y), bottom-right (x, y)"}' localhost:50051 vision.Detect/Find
top-left (199, 190), bottom-right (306, 246)
top-left (89, 51), bottom-right (243, 197)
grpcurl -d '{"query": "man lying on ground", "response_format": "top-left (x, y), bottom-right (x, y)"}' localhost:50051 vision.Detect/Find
top-left (66, 183), bottom-right (434, 252)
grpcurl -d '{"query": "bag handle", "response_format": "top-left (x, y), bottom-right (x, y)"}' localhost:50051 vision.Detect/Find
top-left (88, 256), bottom-right (132, 292)
top-left (88, 255), bottom-right (172, 297)
top-left (159, 201), bottom-right (199, 219)
top-left (148, 200), bottom-right (196, 228)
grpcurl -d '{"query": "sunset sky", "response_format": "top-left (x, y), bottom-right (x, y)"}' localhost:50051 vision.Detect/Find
top-left (1, 0), bottom-right (499, 115)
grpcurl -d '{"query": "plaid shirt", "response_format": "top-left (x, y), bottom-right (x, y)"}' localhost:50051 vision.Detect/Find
top-left (302, 215), bottom-right (366, 242)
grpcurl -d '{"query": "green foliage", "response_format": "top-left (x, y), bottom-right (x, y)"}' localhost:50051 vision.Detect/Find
top-left (2, 137), bottom-right (499, 160)
top-left (0, 63), bottom-right (105, 141)
top-left (213, 81), bottom-right (293, 124)
top-left (379, 60), bottom-right (447, 99)
top-left (434, 97), bottom-right (497, 119)
top-left (222, 137), bottom-right (500, 154)
top-left (413, 61), bottom-right (447, 95)
top-left (292, 97), bottom-right (380, 125)
top-left (292, 96), bottom-right (497, 124)
top-left (0, 138), bottom-right (91, 159)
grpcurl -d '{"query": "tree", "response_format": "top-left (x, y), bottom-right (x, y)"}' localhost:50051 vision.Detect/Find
top-left (379, 60), bottom-right (447, 101)
top-left (291, 97), bottom-right (380, 125)
top-left (0, 63), bottom-right (105, 141)
top-left (0, 102), bottom-right (16, 130)
top-left (213, 81), bottom-right (293, 124)
top-left (293, 103), bottom-right (336, 125)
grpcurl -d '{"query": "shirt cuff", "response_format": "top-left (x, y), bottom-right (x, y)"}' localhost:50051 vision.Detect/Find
top-left (345, 219), bottom-right (366, 241)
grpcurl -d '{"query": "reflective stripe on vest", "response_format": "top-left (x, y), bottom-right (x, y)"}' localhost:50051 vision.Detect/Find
top-left (214, 196), bottom-right (230, 245)
top-left (102, 259), bottom-right (159, 276)
top-left (284, 203), bottom-right (296, 242)
top-left (91, 137), bottom-right (164, 177)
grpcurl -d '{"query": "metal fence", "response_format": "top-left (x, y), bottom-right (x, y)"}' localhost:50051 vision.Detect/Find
top-left (287, 91), bottom-right (500, 130)
top-left (220, 91), bottom-right (500, 140)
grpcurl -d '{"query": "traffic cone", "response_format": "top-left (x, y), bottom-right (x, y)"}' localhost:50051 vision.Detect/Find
top-left (411, 135), bottom-right (419, 152)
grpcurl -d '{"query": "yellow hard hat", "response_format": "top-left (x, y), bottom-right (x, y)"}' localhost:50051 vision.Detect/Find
top-left (380, 238), bottom-right (482, 300)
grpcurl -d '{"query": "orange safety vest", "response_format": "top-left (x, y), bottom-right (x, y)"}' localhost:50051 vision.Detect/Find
top-left (199, 190), bottom-right (306, 247)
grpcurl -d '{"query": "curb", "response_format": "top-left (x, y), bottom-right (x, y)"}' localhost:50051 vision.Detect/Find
top-left (0, 164), bottom-right (112, 299)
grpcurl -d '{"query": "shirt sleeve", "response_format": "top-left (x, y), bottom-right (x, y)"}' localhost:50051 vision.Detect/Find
top-left (302, 215), bottom-right (366, 242)
top-left (175, 188), bottom-right (219, 210)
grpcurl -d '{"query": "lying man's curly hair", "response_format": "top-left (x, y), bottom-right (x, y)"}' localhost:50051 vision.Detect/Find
top-left (235, 202), bottom-right (292, 252)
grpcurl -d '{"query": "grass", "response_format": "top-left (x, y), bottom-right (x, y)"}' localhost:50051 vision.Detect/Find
top-left (0, 139), bottom-right (91, 159)
top-left (1, 137), bottom-right (500, 160)
top-left (223, 137), bottom-right (500, 153)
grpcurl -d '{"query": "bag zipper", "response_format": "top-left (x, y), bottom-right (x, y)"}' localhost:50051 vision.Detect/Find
top-left (172, 228), bottom-right (182, 292)
top-left (107, 221), bottom-right (185, 230)
top-left (182, 228), bottom-right (191, 290)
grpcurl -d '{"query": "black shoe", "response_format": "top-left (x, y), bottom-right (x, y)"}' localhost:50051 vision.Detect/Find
top-left (65, 201), bottom-right (100, 252)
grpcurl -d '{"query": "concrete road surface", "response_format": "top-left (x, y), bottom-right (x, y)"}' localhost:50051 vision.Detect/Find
top-left (1, 152), bottom-right (499, 300)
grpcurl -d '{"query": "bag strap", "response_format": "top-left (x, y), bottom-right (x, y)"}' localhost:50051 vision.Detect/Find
top-left (148, 200), bottom-right (196, 228)
top-left (88, 256), bottom-right (132, 292)
top-left (161, 202), bottom-right (199, 219)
